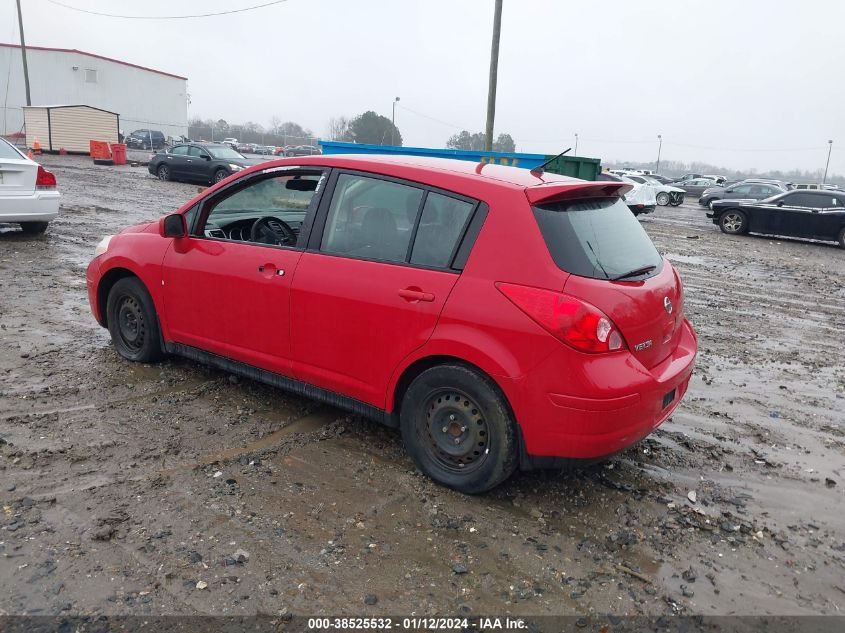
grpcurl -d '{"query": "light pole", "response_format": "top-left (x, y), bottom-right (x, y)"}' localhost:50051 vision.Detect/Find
top-left (574, 133), bottom-right (578, 157)
top-left (656, 134), bottom-right (663, 174)
top-left (823, 139), bottom-right (833, 184)
top-left (484, 0), bottom-right (504, 152)
top-left (391, 97), bottom-right (400, 146)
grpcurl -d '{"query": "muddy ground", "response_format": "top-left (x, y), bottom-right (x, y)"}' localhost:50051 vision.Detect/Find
top-left (1, 156), bottom-right (843, 618)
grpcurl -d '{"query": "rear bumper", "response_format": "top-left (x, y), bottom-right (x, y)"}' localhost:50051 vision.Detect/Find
top-left (515, 319), bottom-right (697, 462)
top-left (0, 190), bottom-right (60, 223)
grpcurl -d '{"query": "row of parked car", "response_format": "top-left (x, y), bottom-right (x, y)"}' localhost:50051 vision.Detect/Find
top-left (221, 138), bottom-right (322, 157)
top-left (613, 168), bottom-right (845, 248)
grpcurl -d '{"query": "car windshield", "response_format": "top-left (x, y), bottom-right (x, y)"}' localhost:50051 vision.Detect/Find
top-left (207, 146), bottom-right (245, 160)
top-left (532, 197), bottom-right (662, 280)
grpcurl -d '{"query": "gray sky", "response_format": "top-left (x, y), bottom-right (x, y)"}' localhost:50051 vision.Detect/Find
top-left (2, 0), bottom-right (844, 174)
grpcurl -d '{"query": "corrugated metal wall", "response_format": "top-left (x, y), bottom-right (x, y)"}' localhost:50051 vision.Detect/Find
top-left (48, 107), bottom-right (118, 153)
top-left (23, 108), bottom-right (49, 149)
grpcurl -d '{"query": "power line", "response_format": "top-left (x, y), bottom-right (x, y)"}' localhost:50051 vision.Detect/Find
top-left (44, 0), bottom-right (289, 20)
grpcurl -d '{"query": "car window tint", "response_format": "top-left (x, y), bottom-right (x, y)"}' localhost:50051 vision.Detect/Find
top-left (733, 185), bottom-right (752, 194)
top-left (202, 173), bottom-right (323, 247)
top-left (170, 146), bottom-right (189, 156)
top-left (785, 193), bottom-right (825, 208)
top-left (410, 193), bottom-right (474, 268)
top-left (321, 174), bottom-right (424, 263)
top-left (187, 146), bottom-right (207, 158)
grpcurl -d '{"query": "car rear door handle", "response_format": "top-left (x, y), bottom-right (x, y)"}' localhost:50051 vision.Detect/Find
top-left (258, 264), bottom-right (285, 277)
top-left (398, 288), bottom-right (434, 302)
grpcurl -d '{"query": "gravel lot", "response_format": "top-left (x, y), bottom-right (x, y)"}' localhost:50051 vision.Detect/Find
top-left (1, 155), bottom-right (843, 618)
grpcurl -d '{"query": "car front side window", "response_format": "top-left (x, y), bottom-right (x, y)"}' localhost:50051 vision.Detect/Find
top-left (199, 171), bottom-right (324, 247)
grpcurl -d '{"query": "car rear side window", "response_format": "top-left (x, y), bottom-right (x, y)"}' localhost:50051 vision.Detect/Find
top-left (410, 193), bottom-right (474, 268)
top-left (0, 139), bottom-right (23, 159)
top-left (320, 174), bottom-right (424, 264)
top-left (170, 146), bottom-right (188, 156)
top-left (533, 197), bottom-right (662, 280)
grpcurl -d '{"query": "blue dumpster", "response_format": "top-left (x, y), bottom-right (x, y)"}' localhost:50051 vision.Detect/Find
top-left (319, 140), bottom-right (548, 170)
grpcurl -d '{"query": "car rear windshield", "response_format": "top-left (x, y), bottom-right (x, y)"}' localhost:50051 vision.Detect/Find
top-left (532, 197), bottom-right (662, 280)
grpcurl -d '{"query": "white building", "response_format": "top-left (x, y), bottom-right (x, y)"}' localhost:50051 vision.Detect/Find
top-left (0, 43), bottom-right (188, 141)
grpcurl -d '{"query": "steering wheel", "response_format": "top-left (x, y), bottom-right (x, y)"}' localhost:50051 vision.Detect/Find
top-left (250, 216), bottom-right (297, 246)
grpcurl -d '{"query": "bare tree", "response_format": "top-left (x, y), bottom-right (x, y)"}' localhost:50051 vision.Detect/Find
top-left (269, 116), bottom-right (281, 136)
top-left (327, 116), bottom-right (350, 141)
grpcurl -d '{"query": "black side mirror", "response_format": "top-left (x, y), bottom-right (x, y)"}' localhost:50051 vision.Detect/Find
top-left (161, 213), bottom-right (186, 238)
top-left (776, 200), bottom-right (785, 207)
top-left (202, 154), bottom-right (211, 161)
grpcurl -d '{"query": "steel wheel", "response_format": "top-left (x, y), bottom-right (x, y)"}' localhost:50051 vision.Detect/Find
top-left (656, 192), bottom-right (670, 206)
top-left (720, 210), bottom-right (746, 234)
top-left (420, 389), bottom-right (489, 474)
top-left (116, 295), bottom-right (146, 354)
top-left (157, 165), bottom-right (170, 181)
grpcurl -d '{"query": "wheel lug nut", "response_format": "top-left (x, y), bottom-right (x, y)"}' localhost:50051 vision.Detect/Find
top-left (454, 438), bottom-right (460, 445)
top-left (442, 426), bottom-right (448, 433)
top-left (449, 414), bottom-right (456, 421)
top-left (461, 426), bottom-right (467, 432)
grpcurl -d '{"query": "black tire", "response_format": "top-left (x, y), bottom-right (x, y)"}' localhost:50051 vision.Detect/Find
top-left (656, 192), bottom-right (670, 206)
top-left (19, 221), bottom-right (48, 234)
top-left (400, 364), bottom-right (517, 494)
top-left (213, 169), bottom-right (229, 184)
top-left (719, 209), bottom-right (748, 235)
top-left (838, 226), bottom-right (845, 249)
top-left (106, 277), bottom-right (165, 363)
top-left (156, 164), bottom-right (171, 181)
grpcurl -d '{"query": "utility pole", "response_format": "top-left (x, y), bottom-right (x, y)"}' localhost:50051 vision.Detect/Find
top-left (16, 0), bottom-right (31, 106)
top-left (656, 134), bottom-right (663, 173)
top-left (391, 96), bottom-right (400, 146)
top-left (823, 140), bottom-right (833, 184)
top-left (484, 0), bottom-right (503, 152)
top-left (574, 133), bottom-right (579, 157)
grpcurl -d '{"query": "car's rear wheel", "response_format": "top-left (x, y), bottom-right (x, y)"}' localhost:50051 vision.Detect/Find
top-left (400, 364), bottom-right (517, 494)
top-left (20, 221), bottom-right (48, 234)
top-left (656, 192), bottom-right (670, 206)
top-left (213, 169), bottom-right (229, 184)
top-left (837, 226), bottom-right (845, 249)
top-left (719, 210), bottom-right (748, 235)
top-left (156, 164), bottom-right (171, 181)
top-left (106, 277), bottom-right (165, 363)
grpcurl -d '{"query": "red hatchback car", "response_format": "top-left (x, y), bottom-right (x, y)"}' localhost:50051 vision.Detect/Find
top-left (87, 155), bottom-right (696, 493)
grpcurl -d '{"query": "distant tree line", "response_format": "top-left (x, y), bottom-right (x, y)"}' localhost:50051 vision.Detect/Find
top-left (446, 130), bottom-right (516, 153)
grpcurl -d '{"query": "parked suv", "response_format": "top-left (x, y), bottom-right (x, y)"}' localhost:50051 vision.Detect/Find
top-left (86, 156), bottom-right (697, 493)
top-left (126, 129), bottom-right (166, 150)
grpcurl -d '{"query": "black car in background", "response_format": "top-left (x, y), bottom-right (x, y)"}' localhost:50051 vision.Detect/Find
top-left (148, 143), bottom-right (249, 184)
top-left (707, 190), bottom-right (845, 248)
top-left (126, 129), bottom-right (166, 150)
top-left (699, 180), bottom-right (789, 208)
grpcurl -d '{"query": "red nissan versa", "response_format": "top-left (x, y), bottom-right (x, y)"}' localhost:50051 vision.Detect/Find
top-left (86, 155), bottom-right (697, 493)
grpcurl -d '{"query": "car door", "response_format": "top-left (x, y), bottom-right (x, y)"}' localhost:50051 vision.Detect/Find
top-left (164, 145), bottom-right (190, 177)
top-left (161, 166), bottom-right (327, 375)
top-left (760, 192), bottom-right (817, 237)
top-left (187, 145), bottom-right (213, 182)
top-left (289, 172), bottom-right (477, 408)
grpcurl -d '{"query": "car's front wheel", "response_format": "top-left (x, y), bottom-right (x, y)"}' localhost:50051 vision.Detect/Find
top-left (156, 164), bottom-right (171, 181)
top-left (656, 192), bottom-right (670, 206)
top-left (400, 364), bottom-right (517, 494)
top-left (213, 169), bottom-right (229, 184)
top-left (719, 209), bottom-right (748, 235)
top-left (20, 221), bottom-right (48, 234)
top-left (106, 277), bottom-right (165, 363)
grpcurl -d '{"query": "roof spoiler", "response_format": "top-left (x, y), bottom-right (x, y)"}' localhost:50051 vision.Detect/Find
top-left (525, 181), bottom-right (633, 206)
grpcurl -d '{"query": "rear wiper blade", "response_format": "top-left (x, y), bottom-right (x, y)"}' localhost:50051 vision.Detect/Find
top-left (612, 265), bottom-right (657, 281)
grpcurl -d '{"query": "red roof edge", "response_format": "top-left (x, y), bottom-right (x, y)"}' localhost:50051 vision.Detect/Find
top-left (0, 42), bottom-right (187, 80)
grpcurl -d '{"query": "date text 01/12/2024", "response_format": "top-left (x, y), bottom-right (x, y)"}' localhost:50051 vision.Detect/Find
top-left (306, 617), bottom-right (527, 630)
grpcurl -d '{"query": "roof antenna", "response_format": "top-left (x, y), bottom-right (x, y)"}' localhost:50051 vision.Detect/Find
top-left (530, 148), bottom-right (571, 176)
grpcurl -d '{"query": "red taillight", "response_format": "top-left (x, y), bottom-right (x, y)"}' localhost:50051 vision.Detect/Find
top-left (497, 283), bottom-right (627, 353)
top-left (36, 165), bottom-right (56, 189)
